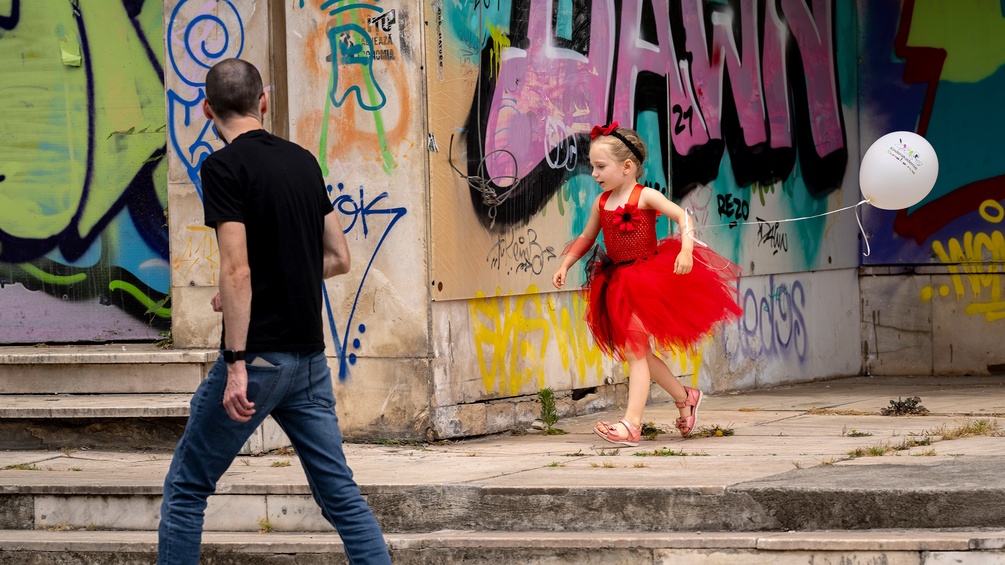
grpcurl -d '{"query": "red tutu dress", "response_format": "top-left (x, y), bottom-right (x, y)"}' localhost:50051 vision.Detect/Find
top-left (584, 184), bottom-right (742, 360)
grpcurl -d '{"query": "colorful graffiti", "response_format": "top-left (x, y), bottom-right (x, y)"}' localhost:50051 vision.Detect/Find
top-left (296, 1), bottom-right (416, 176)
top-left (0, 1), bottom-right (169, 342)
top-left (444, 0), bottom-right (848, 231)
top-left (921, 200), bottom-right (1005, 322)
top-left (862, 0), bottom-right (1005, 266)
top-left (293, 2), bottom-right (418, 379)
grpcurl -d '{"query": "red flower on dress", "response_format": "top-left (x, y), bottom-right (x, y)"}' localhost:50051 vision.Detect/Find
top-left (612, 203), bottom-right (641, 232)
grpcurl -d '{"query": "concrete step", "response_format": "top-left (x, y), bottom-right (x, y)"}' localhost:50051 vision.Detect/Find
top-left (2, 377), bottom-right (1004, 563)
top-left (0, 395), bottom-right (190, 451)
top-left (0, 346), bottom-right (287, 453)
top-left (4, 449), bottom-right (1005, 534)
top-left (0, 345), bottom-right (216, 394)
top-left (0, 529), bottom-right (1003, 564)
top-left (0, 395), bottom-right (288, 453)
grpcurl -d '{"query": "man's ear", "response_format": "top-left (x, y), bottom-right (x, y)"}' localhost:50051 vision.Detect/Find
top-left (259, 92), bottom-right (268, 116)
top-left (202, 98), bottom-right (214, 121)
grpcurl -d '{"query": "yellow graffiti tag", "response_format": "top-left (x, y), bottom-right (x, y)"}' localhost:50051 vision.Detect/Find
top-left (173, 225), bottom-right (219, 285)
top-left (470, 285), bottom-right (605, 397)
top-left (487, 23), bottom-right (510, 80)
top-left (924, 226), bottom-right (1005, 322)
top-left (544, 294), bottom-right (605, 386)
top-left (470, 286), bottom-right (707, 396)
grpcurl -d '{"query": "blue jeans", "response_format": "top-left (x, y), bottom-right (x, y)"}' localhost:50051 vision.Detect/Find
top-left (158, 351), bottom-right (390, 564)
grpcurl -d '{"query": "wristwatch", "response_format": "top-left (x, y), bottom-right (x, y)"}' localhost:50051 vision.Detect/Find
top-left (222, 349), bottom-right (247, 364)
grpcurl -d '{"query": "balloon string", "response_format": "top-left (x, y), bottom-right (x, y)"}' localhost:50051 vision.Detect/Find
top-left (680, 199), bottom-right (873, 271)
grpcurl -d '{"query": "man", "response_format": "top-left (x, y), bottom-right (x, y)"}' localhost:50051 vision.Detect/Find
top-left (158, 58), bottom-right (391, 564)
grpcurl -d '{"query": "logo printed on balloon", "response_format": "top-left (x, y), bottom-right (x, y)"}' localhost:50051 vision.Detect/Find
top-left (886, 141), bottom-right (925, 174)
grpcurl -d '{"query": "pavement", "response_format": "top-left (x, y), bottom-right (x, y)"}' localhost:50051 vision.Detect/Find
top-left (2, 374), bottom-right (1005, 563)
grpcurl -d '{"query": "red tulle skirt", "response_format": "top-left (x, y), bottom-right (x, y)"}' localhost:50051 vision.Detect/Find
top-left (583, 237), bottom-right (742, 360)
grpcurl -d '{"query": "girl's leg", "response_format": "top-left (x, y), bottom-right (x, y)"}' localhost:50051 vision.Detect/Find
top-left (646, 350), bottom-right (690, 420)
top-left (595, 318), bottom-right (652, 440)
top-left (645, 349), bottom-right (702, 436)
top-left (594, 348), bottom-right (649, 441)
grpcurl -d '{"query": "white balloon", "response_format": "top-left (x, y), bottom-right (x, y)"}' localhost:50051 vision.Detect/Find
top-left (859, 131), bottom-right (939, 210)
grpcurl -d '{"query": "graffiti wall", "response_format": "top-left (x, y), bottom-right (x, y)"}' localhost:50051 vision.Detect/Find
top-left (428, 0), bottom-right (861, 302)
top-left (285, 0), bottom-right (430, 407)
top-left (425, 0), bottom-right (863, 398)
top-left (163, 0), bottom-right (270, 350)
top-left (859, 0), bottom-right (1005, 374)
top-left (0, 1), bottom-right (169, 343)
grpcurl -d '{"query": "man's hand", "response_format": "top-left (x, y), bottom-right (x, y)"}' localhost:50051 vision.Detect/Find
top-left (222, 363), bottom-right (256, 422)
top-left (211, 292), bottom-right (223, 312)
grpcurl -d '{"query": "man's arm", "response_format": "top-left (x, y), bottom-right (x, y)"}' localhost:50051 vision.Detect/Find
top-left (216, 221), bottom-right (256, 422)
top-left (322, 211), bottom-right (351, 279)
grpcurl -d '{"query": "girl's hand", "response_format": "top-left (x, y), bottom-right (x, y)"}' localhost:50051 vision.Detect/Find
top-left (674, 251), bottom-right (693, 275)
top-left (552, 267), bottom-right (568, 289)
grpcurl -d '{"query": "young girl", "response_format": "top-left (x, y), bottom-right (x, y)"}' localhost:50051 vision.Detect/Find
top-left (552, 123), bottom-right (742, 446)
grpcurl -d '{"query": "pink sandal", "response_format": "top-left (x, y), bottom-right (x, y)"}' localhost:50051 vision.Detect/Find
top-left (594, 419), bottom-right (641, 447)
top-left (674, 387), bottom-right (702, 437)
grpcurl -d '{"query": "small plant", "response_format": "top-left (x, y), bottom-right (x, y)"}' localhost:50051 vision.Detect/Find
top-left (258, 518), bottom-right (273, 533)
top-left (881, 396), bottom-right (929, 416)
top-left (3, 463), bottom-right (40, 471)
top-left (563, 450), bottom-right (586, 457)
top-left (273, 446), bottom-right (296, 456)
top-left (153, 329), bottom-right (173, 349)
top-left (928, 418), bottom-right (1000, 440)
top-left (640, 421), bottom-right (672, 441)
top-left (689, 423), bottom-right (735, 438)
top-left (913, 449), bottom-right (937, 456)
top-left (893, 437), bottom-right (932, 451)
top-left (844, 428), bottom-right (873, 437)
top-left (69, 467), bottom-right (83, 472)
top-left (547, 462), bottom-right (565, 468)
top-left (270, 460), bottom-right (291, 468)
top-left (592, 446), bottom-right (622, 456)
top-left (633, 462), bottom-right (650, 468)
top-left (848, 443), bottom-right (891, 458)
top-left (536, 388), bottom-right (566, 435)
top-left (45, 522), bottom-right (73, 532)
top-left (634, 447), bottom-right (689, 457)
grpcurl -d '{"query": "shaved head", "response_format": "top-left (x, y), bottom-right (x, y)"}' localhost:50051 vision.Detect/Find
top-left (205, 58), bottom-right (263, 120)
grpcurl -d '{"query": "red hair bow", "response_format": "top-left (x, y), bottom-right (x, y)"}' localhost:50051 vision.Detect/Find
top-left (590, 122), bottom-right (619, 140)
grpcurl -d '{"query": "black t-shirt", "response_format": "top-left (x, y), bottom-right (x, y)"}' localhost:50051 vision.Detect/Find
top-left (201, 129), bottom-right (333, 352)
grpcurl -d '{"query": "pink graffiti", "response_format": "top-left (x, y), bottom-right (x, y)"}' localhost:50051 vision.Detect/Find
top-left (481, 0), bottom-right (845, 182)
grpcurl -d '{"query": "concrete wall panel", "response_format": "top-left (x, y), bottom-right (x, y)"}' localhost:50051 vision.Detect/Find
top-left (860, 271), bottom-right (934, 376)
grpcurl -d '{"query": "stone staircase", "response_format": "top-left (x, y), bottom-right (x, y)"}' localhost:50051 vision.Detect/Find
top-left (0, 345), bottom-right (288, 454)
top-left (2, 368), bottom-right (1005, 563)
